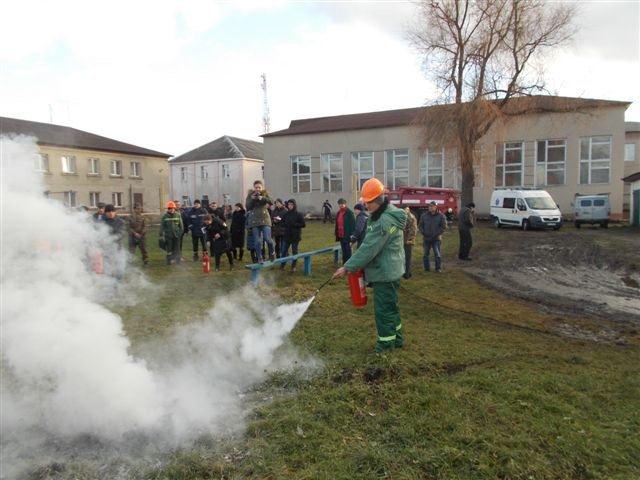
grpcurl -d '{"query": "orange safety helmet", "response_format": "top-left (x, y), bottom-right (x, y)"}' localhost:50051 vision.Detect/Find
top-left (166, 200), bottom-right (176, 209)
top-left (360, 178), bottom-right (385, 203)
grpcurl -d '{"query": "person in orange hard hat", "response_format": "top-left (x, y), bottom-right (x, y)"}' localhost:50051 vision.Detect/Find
top-left (160, 200), bottom-right (184, 265)
top-left (333, 178), bottom-right (407, 352)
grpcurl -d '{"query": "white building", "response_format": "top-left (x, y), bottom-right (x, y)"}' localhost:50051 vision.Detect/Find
top-left (169, 135), bottom-right (263, 207)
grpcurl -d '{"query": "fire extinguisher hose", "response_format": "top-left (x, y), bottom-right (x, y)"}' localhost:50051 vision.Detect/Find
top-left (315, 275), bottom-right (333, 294)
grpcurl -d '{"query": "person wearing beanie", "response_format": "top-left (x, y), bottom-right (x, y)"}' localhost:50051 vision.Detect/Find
top-left (270, 198), bottom-right (288, 259)
top-left (335, 198), bottom-right (355, 263)
top-left (350, 203), bottom-right (369, 248)
top-left (187, 199), bottom-right (208, 261)
top-left (458, 202), bottom-right (476, 261)
top-left (280, 199), bottom-right (306, 272)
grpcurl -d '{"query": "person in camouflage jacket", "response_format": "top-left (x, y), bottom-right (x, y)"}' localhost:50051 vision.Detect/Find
top-left (128, 203), bottom-right (148, 265)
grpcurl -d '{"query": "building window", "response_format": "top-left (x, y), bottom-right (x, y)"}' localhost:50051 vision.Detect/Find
top-left (64, 191), bottom-right (77, 207)
top-left (89, 192), bottom-right (100, 207)
top-left (181, 166), bottom-right (188, 182)
top-left (200, 165), bottom-right (208, 179)
top-left (222, 164), bottom-right (230, 179)
top-left (291, 155), bottom-right (311, 193)
top-left (88, 157), bottom-right (100, 175)
top-left (351, 151), bottom-right (374, 190)
top-left (495, 142), bottom-right (523, 187)
top-left (580, 136), bottom-right (611, 184)
top-left (626, 143), bottom-right (636, 162)
top-left (110, 159), bottom-right (122, 176)
top-left (111, 192), bottom-right (123, 207)
top-left (182, 195), bottom-right (191, 206)
top-left (130, 161), bottom-right (141, 177)
top-left (420, 148), bottom-right (444, 188)
top-left (536, 139), bottom-right (566, 186)
top-left (34, 153), bottom-right (49, 172)
top-left (61, 155), bottom-right (77, 174)
top-left (385, 149), bottom-right (409, 190)
top-left (321, 153), bottom-right (343, 192)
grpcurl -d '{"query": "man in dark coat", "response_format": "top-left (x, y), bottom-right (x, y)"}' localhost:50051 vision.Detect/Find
top-left (350, 203), bottom-right (368, 248)
top-left (270, 199), bottom-right (288, 259)
top-left (280, 199), bottom-right (306, 272)
top-left (418, 201), bottom-right (447, 272)
top-left (202, 214), bottom-right (233, 271)
top-left (187, 199), bottom-right (208, 261)
top-left (335, 198), bottom-right (355, 263)
top-left (230, 203), bottom-right (246, 261)
top-left (322, 199), bottom-right (333, 223)
top-left (458, 202), bottom-right (476, 261)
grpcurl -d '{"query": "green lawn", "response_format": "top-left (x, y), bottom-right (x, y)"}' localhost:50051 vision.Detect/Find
top-left (119, 221), bottom-right (639, 480)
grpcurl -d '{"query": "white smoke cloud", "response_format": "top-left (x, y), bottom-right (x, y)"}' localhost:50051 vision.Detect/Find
top-left (0, 136), bottom-right (317, 477)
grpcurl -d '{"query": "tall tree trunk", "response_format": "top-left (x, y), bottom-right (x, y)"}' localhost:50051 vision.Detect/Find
top-left (459, 139), bottom-right (475, 207)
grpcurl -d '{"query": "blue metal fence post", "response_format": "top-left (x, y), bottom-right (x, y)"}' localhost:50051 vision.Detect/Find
top-left (303, 256), bottom-right (312, 276)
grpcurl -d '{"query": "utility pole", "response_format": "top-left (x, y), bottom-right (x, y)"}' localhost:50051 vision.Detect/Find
top-left (261, 73), bottom-right (271, 134)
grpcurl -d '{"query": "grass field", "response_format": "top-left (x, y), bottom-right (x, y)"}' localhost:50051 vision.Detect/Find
top-left (117, 221), bottom-right (639, 480)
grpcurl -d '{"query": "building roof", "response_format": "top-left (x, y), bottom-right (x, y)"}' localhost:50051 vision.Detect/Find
top-left (622, 171), bottom-right (640, 183)
top-left (263, 96), bottom-right (631, 138)
top-left (0, 116), bottom-right (170, 158)
top-left (626, 122), bottom-right (640, 133)
top-left (169, 135), bottom-right (263, 163)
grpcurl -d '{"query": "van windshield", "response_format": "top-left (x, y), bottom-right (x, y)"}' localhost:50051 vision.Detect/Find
top-left (525, 197), bottom-right (556, 210)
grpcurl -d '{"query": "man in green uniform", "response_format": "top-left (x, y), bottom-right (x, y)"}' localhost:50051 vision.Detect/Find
top-left (160, 201), bottom-right (184, 265)
top-left (333, 178), bottom-right (406, 352)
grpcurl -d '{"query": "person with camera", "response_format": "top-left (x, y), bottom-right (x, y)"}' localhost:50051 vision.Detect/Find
top-left (245, 180), bottom-right (275, 263)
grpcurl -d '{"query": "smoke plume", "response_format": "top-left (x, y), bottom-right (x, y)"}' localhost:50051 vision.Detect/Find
top-left (0, 136), bottom-right (316, 478)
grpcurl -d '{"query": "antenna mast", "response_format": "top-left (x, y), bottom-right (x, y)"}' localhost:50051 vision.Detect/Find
top-left (261, 73), bottom-right (271, 134)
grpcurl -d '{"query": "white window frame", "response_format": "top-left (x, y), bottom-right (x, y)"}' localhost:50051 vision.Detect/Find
top-left (200, 165), bottom-right (208, 180)
top-left (89, 192), bottom-right (100, 208)
top-left (420, 148), bottom-right (444, 188)
top-left (625, 143), bottom-right (636, 162)
top-left (130, 161), bottom-right (141, 177)
top-left (222, 164), bottom-right (230, 179)
top-left (34, 153), bottom-right (49, 172)
top-left (385, 149), bottom-right (409, 190)
top-left (88, 157), bottom-right (100, 175)
top-left (351, 151), bottom-right (374, 191)
top-left (321, 153), bottom-right (343, 192)
top-left (535, 139), bottom-right (566, 187)
top-left (61, 155), bottom-right (77, 174)
top-left (110, 159), bottom-right (122, 177)
top-left (291, 155), bottom-right (311, 193)
top-left (112, 192), bottom-right (123, 207)
top-left (495, 142), bottom-right (524, 187)
top-left (181, 166), bottom-right (188, 182)
top-left (580, 136), bottom-right (611, 185)
top-left (64, 190), bottom-right (77, 207)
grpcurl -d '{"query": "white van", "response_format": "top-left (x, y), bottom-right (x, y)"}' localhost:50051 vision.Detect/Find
top-left (573, 195), bottom-right (611, 228)
top-left (490, 189), bottom-right (562, 230)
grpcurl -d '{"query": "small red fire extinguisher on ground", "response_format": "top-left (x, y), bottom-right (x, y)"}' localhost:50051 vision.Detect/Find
top-left (347, 270), bottom-right (367, 308)
top-left (202, 251), bottom-right (211, 273)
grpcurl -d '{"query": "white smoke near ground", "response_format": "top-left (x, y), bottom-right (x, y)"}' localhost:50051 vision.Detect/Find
top-left (0, 136), bottom-right (317, 478)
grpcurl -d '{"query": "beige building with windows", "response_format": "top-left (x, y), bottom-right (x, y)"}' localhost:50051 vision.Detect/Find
top-left (1, 116), bottom-right (170, 213)
top-left (169, 135), bottom-right (263, 207)
top-left (263, 96), bottom-right (632, 220)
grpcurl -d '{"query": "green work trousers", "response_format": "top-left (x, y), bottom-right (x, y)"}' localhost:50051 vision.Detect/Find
top-left (164, 237), bottom-right (181, 264)
top-left (372, 280), bottom-right (403, 351)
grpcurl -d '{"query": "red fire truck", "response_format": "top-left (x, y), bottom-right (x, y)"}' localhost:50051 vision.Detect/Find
top-left (388, 186), bottom-right (460, 218)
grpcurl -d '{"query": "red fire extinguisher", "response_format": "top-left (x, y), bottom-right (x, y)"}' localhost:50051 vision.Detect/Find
top-left (202, 251), bottom-right (211, 273)
top-left (347, 270), bottom-right (367, 308)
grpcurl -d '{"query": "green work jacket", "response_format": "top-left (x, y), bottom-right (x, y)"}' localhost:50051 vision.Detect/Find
top-left (160, 211), bottom-right (183, 239)
top-left (344, 202), bottom-right (406, 282)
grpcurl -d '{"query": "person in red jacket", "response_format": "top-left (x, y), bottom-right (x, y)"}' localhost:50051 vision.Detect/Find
top-left (335, 198), bottom-right (355, 263)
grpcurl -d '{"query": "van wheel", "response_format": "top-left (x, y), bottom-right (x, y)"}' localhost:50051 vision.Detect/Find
top-left (522, 219), bottom-right (530, 231)
top-left (494, 217), bottom-right (501, 228)
top-left (601, 221), bottom-right (609, 229)
top-left (574, 221), bottom-right (581, 229)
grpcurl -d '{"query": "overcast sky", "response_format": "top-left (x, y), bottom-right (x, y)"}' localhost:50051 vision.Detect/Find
top-left (1, 0), bottom-right (638, 156)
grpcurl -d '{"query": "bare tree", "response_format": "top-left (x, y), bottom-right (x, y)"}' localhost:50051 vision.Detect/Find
top-left (408, 0), bottom-right (577, 205)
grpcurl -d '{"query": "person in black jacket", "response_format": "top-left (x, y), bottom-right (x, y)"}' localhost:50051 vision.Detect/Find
top-left (188, 199), bottom-right (208, 261)
top-left (458, 202), bottom-right (476, 261)
top-left (280, 199), bottom-right (306, 272)
top-left (202, 214), bottom-right (234, 271)
top-left (230, 203), bottom-right (246, 261)
top-left (271, 199), bottom-right (288, 259)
